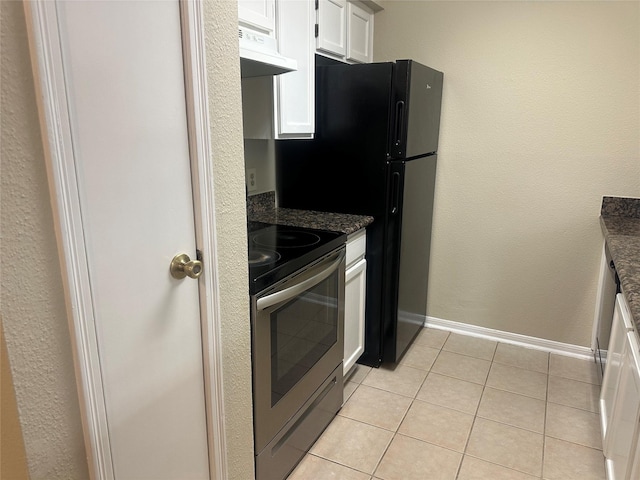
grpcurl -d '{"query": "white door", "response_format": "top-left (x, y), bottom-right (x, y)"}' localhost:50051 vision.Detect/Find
top-left (55, 1), bottom-right (209, 478)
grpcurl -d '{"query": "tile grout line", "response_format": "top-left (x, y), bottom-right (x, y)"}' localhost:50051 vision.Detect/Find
top-left (370, 335), bottom-right (449, 479)
top-left (541, 351), bottom-right (550, 479)
top-left (298, 331), bottom-right (605, 479)
top-left (453, 339), bottom-right (498, 479)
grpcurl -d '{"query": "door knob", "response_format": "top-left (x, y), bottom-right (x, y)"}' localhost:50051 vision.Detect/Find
top-left (170, 253), bottom-right (203, 279)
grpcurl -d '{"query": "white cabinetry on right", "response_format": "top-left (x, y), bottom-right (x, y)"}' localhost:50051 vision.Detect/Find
top-left (344, 229), bottom-right (367, 375)
top-left (600, 293), bottom-right (640, 480)
top-left (316, 0), bottom-right (380, 64)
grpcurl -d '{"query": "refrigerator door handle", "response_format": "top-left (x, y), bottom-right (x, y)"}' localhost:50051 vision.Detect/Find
top-left (393, 101), bottom-right (405, 148)
top-left (390, 171), bottom-right (401, 214)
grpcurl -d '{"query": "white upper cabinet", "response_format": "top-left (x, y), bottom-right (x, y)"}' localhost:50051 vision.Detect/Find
top-left (346, 2), bottom-right (373, 63)
top-left (242, 0), bottom-right (315, 139)
top-left (275, 0), bottom-right (315, 138)
top-left (241, 0), bottom-right (380, 139)
top-left (316, 0), bottom-right (380, 64)
top-left (238, 0), bottom-right (276, 35)
top-left (316, 0), bottom-right (347, 58)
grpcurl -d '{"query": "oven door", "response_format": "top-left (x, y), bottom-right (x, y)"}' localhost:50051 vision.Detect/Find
top-left (252, 247), bottom-right (345, 454)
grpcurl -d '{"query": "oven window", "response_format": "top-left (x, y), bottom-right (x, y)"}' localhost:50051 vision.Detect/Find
top-left (270, 272), bottom-right (339, 407)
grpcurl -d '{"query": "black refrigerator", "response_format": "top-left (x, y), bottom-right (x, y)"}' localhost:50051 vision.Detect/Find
top-left (276, 56), bottom-right (444, 367)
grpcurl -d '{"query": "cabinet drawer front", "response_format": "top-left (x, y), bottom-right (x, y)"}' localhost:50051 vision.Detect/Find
top-left (346, 229), bottom-right (366, 267)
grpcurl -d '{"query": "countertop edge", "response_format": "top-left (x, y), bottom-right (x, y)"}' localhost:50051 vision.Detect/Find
top-left (249, 208), bottom-right (374, 236)
top-left (247, 191), bottom-right (374, 235)
top-left (600, 215), bottom-right (640, 333)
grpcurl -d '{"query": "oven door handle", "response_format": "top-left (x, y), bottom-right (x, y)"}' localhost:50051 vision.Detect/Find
top-left (256, 250), bottom-right (344, 311)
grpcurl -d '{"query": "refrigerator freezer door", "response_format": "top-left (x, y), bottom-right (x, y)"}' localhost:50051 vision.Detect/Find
top-left (391, 61), bottom-right (443, 160)
top-left (384, 154), bottom-right (437, 363)
top-left (277, 60), bottom-right (393, 217)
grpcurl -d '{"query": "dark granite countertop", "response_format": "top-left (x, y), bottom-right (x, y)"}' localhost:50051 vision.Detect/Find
top-left (247, 191), bottom-right (374, 235)
top-left (600, 196), bottom-right (640, 333)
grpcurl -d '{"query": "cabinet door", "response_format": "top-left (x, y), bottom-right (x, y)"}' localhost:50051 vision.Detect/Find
top-left (601, 294), bottom-right (636, 446)
top-left (317, 0), bottom-right (347, 58)
top-left (344, 257), bottom-right (366, 375)
top-left (592, 242), bottom-right (618, 381)
top-left (238, 0), bottom-right (276, 35)
top-left (601, 297), bottom-right (629, 445)
top-left (346, 2), bottom-right (373, 63)
top-left (605, 329), bottom-right (640, 480)
top-left (275, 0), bottom-right (315, 137)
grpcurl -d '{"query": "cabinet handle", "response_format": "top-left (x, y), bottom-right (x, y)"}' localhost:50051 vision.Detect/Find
top-left (394, 100), bottom-right (405, 148)
top-left (390, 171), bottom-right (400, 215)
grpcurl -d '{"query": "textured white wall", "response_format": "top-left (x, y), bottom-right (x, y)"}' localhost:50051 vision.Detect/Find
top-left (1, 1), bottom-right (90, 477)
top-left (1, 1), bottom-right (254, 478)
top-left (203, 1), bottom-right (256, 478)
top-left (375, 0), bottom-right (640, 345)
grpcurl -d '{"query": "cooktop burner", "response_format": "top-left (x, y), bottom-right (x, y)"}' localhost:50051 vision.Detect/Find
top-left (248, 221), bottom-right (346, 294)
top-left (248, 249), bottom-right (281, 266)
top-left (253, 230), bottom-right (321, 249)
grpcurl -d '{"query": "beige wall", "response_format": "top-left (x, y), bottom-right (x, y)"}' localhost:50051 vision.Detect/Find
top-left (1, 323), bottom-right (30, 480)
top-left (374, 1), bottom-right (640, 345)
top-left (1, 1), bottom-right (90, 477)
top-left (203, 1), bottom-right (256, 478)
top-left (1, 1), bottom-right (253, 478)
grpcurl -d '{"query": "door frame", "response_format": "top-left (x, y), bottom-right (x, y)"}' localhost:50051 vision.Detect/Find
top-left (23, 1), bottom-right (228, 478)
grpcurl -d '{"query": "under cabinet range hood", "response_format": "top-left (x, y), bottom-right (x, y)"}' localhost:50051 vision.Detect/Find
top-left (239, 27), bottom-right (297, 78)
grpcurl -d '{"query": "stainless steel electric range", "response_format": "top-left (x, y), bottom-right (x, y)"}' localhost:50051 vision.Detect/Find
top-left (248, 221), bottom-right (347, 480)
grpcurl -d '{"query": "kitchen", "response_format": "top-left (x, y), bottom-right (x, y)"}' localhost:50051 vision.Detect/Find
top-left (1, 1), bottom-right (639, 480)
top-left (243, 0), bottom-right (640, 474)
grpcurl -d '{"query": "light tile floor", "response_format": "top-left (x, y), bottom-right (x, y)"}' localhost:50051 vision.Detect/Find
top-left (287, 327), bottom-right (606, 480)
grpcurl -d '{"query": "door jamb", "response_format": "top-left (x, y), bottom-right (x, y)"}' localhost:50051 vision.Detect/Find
top-left (23, 1), bottom-right (228, 478)
top-left (180, 2), bottom-right (229, 479)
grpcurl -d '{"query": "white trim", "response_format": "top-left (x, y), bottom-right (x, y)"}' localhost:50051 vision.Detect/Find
top-left (180, 2), bottom-right (228, 479)
top-left (23, 2), bottom-right (114, 478)
top-left (425, 315), bottom-right (595, 360)
top-left (24, 1), bottom-right (228, 478)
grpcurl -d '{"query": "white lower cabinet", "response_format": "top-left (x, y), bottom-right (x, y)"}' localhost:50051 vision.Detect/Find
top-left (601, 294), bottom-right (634, 443)
top-left (344, 229), bottom-right (366, 375)
top-left (601, 294), bottom-right (640, 480)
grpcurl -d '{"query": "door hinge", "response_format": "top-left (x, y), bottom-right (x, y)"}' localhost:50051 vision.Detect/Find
top-left (315, 0), bottom-right (319, 11)
top-left (315, 24), bottom-right (319, 38)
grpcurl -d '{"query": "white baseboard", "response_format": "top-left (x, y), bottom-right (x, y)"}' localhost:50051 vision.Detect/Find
top-left (424, 316), bottom-right (595, 361)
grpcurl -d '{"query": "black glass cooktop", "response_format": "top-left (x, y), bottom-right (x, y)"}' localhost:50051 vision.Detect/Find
top-left (248, 221), bottom-right (346, 295)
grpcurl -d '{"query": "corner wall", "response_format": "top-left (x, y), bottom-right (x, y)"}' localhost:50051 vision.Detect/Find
top-left (203, 1), bottom-right (256, 478)
top-left (1, 1), bottom-right (254, 478)
top-left (1, 1), bottom-right (90, 477)
top-left (374, 1), bottom-right (640, 345)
